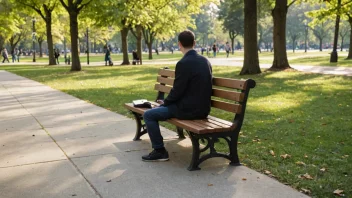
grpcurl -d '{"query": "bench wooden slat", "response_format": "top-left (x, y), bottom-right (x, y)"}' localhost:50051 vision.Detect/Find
top-left (213, 77), bottom-right (247, 90)
top-left (207, 115), bottom-right (235, 127)
top-left (193, 119), bottom-right (228, 130)
top-left (203, 118), bottom-right (233, 128)
top-left (154, 84), bottom-right (172, 93)
top-left (124, 103), bottom-right (147, 115)
top-left (168, 118), bottom-right (205, 133)
top-left (212, 88), bottom-right (244, 102)
top-left (158, 69), bottom-right (175, 78)
top-left (211, 100), bottom-right (242, 114)
top-left (157, 76), bottom-right (174, 86)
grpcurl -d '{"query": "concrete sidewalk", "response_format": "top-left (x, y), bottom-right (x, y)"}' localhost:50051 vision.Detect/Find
top-left (0, 70), bottom-right (308, 198)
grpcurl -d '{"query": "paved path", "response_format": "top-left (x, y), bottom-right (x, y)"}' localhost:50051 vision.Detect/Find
top-left (143, 59), bottom-right (352, 76)
top-left (2, 57), bottom-right (352, 76)
top-left (0, 71), bottom-right (308, 198)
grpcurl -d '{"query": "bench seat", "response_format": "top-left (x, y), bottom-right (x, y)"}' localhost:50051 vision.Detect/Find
top-left (124, 103), bottom-right (236, 134)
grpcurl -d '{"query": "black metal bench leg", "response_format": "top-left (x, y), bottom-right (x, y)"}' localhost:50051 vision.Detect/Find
top-left (186, 131), bottom-right (201, 171)
top-left (229, 133), bottom-right (241, 166)
top-left (176, 127), bottom-right (186, 139)
top-left (132, 112), bottom-right (147, 141)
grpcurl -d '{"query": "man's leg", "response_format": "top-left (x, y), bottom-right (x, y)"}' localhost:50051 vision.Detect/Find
top-left (142, 106), bottom-right (173, 161)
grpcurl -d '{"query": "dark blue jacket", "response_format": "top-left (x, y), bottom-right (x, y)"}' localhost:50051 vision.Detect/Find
top-left (164, 50), bottom-right (212, 119)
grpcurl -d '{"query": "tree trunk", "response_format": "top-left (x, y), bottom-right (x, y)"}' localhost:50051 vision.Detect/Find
top-left (131, 25), bottom-right (143, 65)
top-left (136, 26), bottom-right (143, 65)
top-left (330, 0), bottom-right (341, 63)
top-left (94, 38), bottom-right (96, 53)
top-left (39, 40), bottom-right (43, 57)
top-left (44, 9), bottom-right (56, 65)
top-left (270, 0), bottom-right (290, 70)
top-left (258, 34), bottom-right (262, 53)
top-left (0, 36), bottom-right (4, 49)
top-left (148, 42), bottom-right (153, 59)
top-left (347, 18), bottom-right (352, 59)
top-left (63, 38), bottom-right (67, 60)
top-left (120, 27), bottom-right (130, 65)
top-left (155, 40), bottom-right (159, 55)
top-left (319, 38), bottom-right (323, 51)
top-left (69, 12), bottom-right (81, 71)
top-left (340, 37), bottom-right (344, 51)
top-left (240, 0), bottom-right (261, 75)
top-left (292, 38), bottom-right (295, 53)
top-left (231, 38), bottom-right (235, 54)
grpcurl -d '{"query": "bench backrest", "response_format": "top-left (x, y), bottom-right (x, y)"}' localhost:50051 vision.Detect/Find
top-left (154, 68), bottom-right (256, 126)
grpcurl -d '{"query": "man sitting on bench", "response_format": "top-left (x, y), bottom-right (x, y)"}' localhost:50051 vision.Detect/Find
top-left (132, 50), bottom-right (140, 65)
top-left (142, 30), bottom-right (213, 162)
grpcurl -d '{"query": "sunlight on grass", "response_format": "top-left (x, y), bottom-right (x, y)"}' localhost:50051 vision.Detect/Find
top-left (1, 65), bottom-right (351, 197)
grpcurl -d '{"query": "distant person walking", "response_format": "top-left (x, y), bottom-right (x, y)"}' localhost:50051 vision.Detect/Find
top-left (2, 48), bottom-right (10, 63)
top-left (225, 42), bottom-right (231, 58)
top-left (212, 44), bottom-right (217, 58)
top-left (54, 49), bottom-right (60, 64)
top-left (16, 48), bottom-right (21, 62)
top-left (105, 46), bottom-right (111, 66)
top-left (11, 48), bottom-right (16, 63)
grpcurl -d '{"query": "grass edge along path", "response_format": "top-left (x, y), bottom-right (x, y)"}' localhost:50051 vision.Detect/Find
top-left (1, 65), bottom-right (351, 197)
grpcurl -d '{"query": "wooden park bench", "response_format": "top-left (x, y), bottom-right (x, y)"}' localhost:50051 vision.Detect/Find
top-left (124, 68), bottom-right (256, 171)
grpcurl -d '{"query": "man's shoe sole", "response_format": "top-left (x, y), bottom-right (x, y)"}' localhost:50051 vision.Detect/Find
top-left (142, 158), bottom-right (169, 162)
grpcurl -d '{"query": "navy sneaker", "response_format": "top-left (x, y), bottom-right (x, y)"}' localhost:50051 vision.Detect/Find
top-left (142, 150), bottom-right (169, 162)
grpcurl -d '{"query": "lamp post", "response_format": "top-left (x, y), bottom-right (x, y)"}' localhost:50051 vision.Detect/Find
top-left (304, 22), bottom-right (308, 53)
top-left (86, 28), bottom-right (89, 65)
top-left (32, 18), bottom-right (36, 62)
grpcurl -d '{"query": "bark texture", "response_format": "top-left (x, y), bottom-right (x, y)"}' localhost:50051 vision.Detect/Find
top-left (121, 28), bottom-right (130, 65)
top-left (270, 0), bottom-right (291, 70)
top-left (240, 0), bottom-right (261, 75)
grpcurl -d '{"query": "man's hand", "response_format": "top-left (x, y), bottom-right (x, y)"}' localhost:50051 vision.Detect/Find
top-left (156, 100), bottom-right (164, 105)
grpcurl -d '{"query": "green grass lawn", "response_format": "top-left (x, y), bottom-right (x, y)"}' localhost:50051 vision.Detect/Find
top-left (1, 65), bottom-right (351, 197)
top-left (18, 51), bottom-right (352, 68)
top-left (18, 52), bottom-right (185, 63)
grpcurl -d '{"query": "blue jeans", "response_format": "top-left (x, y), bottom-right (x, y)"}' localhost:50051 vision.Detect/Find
top-left (143, 106), bottom-right (174, 149)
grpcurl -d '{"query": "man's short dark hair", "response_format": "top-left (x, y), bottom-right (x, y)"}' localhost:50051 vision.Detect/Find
top-left (178, 30), bottom-right (195, 48)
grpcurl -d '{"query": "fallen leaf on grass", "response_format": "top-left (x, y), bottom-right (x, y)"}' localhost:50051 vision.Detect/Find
top-left (304, 154), bottom-right (308, 158)
top-left (333, 189), bottom-right (344, 196)
top-left (289, 119), bottom-right (294, 123)
top-left (280, 154), bottom-right (291, 159)
top-left (290, 142), bottom-right (295, 145)
top-left (264, 170), bottom-right (271, 175)
top-left (296, 161), bottom-right (306, 166)
top-left (301, 188), bottom-right (311, 195)
top-left (263, 170), bottom-right (276, 178)
top-left (208, 184), bottom-right (213, 186)
top-left (320, 168), bottom-right (326, 172)
top-left (298, 173), bottom-right (314, 180)
top-left (270, 150), bottom-right (275, 156)
top-left (287, 170), bottom-right (291, 174)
